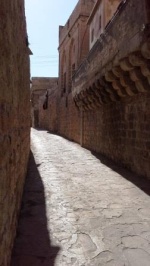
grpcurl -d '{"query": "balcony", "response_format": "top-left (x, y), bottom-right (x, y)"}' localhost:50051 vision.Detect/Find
top-left (72, 0), bottom-right (150, 110)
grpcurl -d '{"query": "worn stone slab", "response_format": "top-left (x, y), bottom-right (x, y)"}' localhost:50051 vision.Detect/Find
top-left (11, 128), bottom-right (150, 266)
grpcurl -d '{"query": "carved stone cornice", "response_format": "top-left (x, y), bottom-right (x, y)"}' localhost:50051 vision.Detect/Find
top-left (72, 0), bottom-right (150, 111)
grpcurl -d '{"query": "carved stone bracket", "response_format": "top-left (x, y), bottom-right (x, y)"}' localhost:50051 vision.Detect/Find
top-left (74, 40), bottom-right (150, 111)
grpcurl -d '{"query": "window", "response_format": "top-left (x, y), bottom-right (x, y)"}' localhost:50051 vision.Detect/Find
top-left (91, 28), bottom-right (94, 42)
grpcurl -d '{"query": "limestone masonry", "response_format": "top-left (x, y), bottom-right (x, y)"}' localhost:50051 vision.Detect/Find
top-left (0, 0), bottom-right (31, 265)
top-left (31, 0), bottom-right (150, 179)
top-left (31, 77), bottom-right (58, 130)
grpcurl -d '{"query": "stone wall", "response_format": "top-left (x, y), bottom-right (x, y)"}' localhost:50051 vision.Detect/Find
top-left (57, 0), bottom-right (96, 143)
top-left (34, 0), bottom-right (150, 179)
top-left (58, 95), bottom-right (80, 143)
top-left (56, 90), bottom-right (150, 180)
top-left (0, 1), bottom-right (30, 265)
top-left (31, 77), bottom-right (58, 129)
top-left (59, 0), bottom-right (96, 46)
top-left (82, 93), bottom-right (150, 179)
top-left (88, 0), bottom-right (121, 49)
top-left (73, 0), bottom-right (149, 99)
top-left (69, 0), bottom-right (150, 179)
top-left (39, 89), bottom-right (59, 132)
top-left (58, 0), bottom-right (96, 96)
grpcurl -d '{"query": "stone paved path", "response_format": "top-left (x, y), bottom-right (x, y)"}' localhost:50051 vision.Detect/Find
top-left (11, 128), bottom-right (150, 266)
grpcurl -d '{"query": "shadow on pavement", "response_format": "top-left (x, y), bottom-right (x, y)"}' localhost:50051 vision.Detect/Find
top-left (92, 151), bottom-right (150, 197)
top-left (11, 151), bottom-right (60, 266)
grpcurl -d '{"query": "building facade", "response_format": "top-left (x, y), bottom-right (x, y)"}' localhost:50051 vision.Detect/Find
top-left (72, 0), bottom-right (150, 178)
top-left (0, 0), bottom-right (31, 265)
top-left (58, 0), bottom-right (96, 96)
top-left (35, 0), bottom-right (150, 179)
top-left (57, 0), bottom-right (96, 141)
top-left (31, 77), bottom-right (58, 130)
top-left (88, 0), bottom-right (121, 49)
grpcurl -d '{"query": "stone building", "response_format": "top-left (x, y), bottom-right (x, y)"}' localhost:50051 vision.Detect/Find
top-left (0, 0), bottom-right (31, 265)
top-left (59, 0), bottom-right (96, 96)
top-left (72, 0), bottom-right (150, 178)
top-left (57, 0), bottom-right (96, 141)
top-left (88, 0), bottom-right (121, 49)
top-left (34, 0), bottom-right (150, 179)
top-left (31, 77), bottom-right (58, 130)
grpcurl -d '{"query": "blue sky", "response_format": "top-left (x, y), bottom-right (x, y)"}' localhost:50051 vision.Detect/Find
top-left (25, 0), bottom-right (78, 77)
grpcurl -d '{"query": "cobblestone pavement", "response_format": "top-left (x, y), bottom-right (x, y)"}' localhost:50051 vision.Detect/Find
top-left (11, 128), bottom-right (150, 266)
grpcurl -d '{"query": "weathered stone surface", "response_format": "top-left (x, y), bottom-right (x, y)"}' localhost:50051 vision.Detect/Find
top-left (43, 0), bottom-right (150, 180)
top-left (0, 1), bottom-right (30, 265)
top-left (11, 129), bottom-right (150, 265)
top-left (31, 77), bottom-right (58, 130)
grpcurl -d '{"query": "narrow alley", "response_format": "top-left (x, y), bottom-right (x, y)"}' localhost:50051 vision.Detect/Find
top-left (11, 129), bottom-right (150, 266)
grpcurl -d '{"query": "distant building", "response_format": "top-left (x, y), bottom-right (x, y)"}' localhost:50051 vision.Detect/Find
top-left (31, 77), bottom-right (58, 128)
